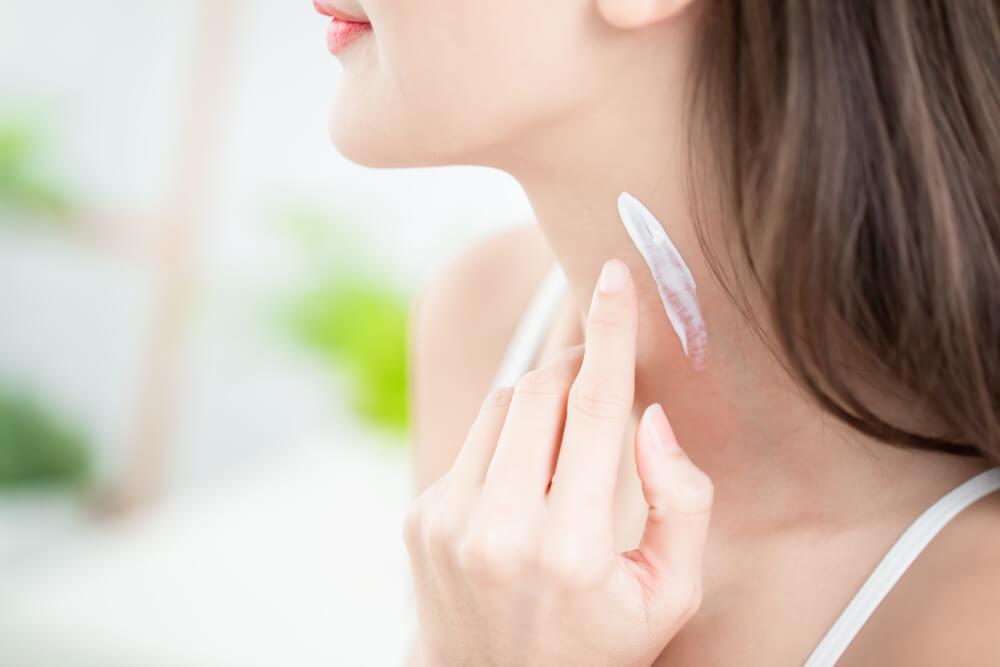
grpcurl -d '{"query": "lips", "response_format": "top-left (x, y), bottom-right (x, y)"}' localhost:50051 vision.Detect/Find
top-left (314, 0), bottom-right (372, 54)
top-left (327, 20), bottom-right (372, 54)
top-left (313, 0), bottom-right (369, 23)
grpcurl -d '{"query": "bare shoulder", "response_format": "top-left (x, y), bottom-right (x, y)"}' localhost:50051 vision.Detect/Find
top-left (842, 487), bottom-right (1000, 666)
top-left (911, 490), bottom-right (1000, 662)
top-left (408, 222), bottom-right (554, 493)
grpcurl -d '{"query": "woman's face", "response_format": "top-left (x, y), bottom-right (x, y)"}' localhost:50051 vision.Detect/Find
top-left (321, 0), bottom-right (611, 169)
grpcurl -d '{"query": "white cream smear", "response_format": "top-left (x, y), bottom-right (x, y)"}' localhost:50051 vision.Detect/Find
top-left (616, 191), bottom-right (708, 369)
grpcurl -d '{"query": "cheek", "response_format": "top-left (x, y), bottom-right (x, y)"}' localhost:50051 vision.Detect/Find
top-left (330, 0), bottom-right (598, 167)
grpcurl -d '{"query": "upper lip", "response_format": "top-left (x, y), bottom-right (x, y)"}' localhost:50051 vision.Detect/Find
top-left (313, 0), bottom-right (369, 22)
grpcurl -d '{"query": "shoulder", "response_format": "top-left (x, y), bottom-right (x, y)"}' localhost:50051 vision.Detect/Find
top-left (408, 222), bottom-right (554, 492)
top-left (843, 485), bottom-right (1000, 665)
top-left (410, 222), bottom-right (553, 341)
top-left (917, 490), bottom-right (1000, 661)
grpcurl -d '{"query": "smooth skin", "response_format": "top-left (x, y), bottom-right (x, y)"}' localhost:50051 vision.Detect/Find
top-left (320, 0), bottom-right (1000, 663)
top-left (405, 259), bottom-right (713, 665)
top-left (408, 228), bottom-right (1000, 666)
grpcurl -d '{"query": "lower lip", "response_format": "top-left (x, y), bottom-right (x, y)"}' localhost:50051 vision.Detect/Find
top-left (327, 18), bottom-right (372, 54)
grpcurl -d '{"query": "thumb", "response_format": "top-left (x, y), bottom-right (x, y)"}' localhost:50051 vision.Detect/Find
top-left (633, 403), bottom-right (714, 584)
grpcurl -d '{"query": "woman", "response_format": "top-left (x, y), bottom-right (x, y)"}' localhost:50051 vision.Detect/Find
top-left (315, 0), bottom-right (1000, 664)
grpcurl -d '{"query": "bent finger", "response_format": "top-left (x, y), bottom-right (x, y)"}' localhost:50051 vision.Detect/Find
top-left (633, 403), bottom-right (714, 583)
top-left (481, 344), bottom-right (585, 505)
top-left (447, 385), bottom-right (515, 496)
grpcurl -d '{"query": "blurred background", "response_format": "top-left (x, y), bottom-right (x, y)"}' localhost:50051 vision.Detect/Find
top-left (0, 1), bottom-right (534, 664)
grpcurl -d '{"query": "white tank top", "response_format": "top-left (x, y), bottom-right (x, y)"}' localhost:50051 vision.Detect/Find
top-left (488, 262), bottom-right (1000, 666)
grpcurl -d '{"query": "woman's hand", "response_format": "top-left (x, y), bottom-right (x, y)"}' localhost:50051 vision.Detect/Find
top-left (404, 258), bottom-right (714, 667)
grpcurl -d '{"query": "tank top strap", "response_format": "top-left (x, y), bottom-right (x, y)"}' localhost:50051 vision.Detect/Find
top-left (489, 262), bottom-right (567, 391)
top-left (803, 465), bottom-right (1000, 666)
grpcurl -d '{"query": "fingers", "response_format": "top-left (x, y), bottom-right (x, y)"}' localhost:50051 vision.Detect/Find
top-left (632, 402), bottom-right (713, 593)
top-left (481, 345), bottom-right (585, 505)
top-left (446, 385), bottom-right (515, 497)
top-left (405, 387), bottom-right (517, 590)
top-left (549, 258), bottom-right (638, 522)
top-left (411, 346), bottom-right (590, 592)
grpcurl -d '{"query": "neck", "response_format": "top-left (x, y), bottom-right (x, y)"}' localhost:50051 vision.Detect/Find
top-left (493, 88), bottom-right (988, 542)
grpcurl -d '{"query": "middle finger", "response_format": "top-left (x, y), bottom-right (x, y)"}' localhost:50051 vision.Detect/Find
top-left (480, 344), bottom-right (586, 507)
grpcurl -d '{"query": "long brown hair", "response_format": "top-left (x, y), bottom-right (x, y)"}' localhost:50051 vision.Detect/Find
top-left (686, 1), bottom-right (1000, 460)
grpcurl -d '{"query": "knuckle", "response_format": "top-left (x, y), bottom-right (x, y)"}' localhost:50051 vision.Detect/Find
top-left (672, 468), bottom-right (715, 517)
top-left (567, 374), bottom-right (632, 420)
top-left (455, 540), bottom-right (487, 576)
top-left (587, 312), bottom-right (625, 336)
top-left (480, 386), bottom-right (515, 413)
top-left (549, 343), bottom-right (587, 362)
top-left (456, 528), bottom-right (534, 584)
top-left (537, 531), bottom-right (606, 590)
top-left (513, 369), bottom-right (570, 402)
top-left (671, 579), bottom-right (704, 620)
top-left (535, 343), bottom-right (586, 370)
top-left (424, 510), bottom-right (460, 553)
top-left (402, 499), bottom-right (426, 552)
top-left (402, 476), bottom-right (452, 553)
top-left (691, 582), bottom-right (704, 613)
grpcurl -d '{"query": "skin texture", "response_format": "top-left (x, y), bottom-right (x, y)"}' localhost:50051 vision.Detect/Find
top-left (409, 230), bottom-right (1000, 666)
top-left (327, 0), bottom-right (608, 168)
top-left (405, 260), bottom-right (713, 665)
top-left (321, 0), bottom-right (1000, 664)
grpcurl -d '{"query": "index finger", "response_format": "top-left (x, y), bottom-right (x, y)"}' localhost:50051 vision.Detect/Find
top-left (548, 258), bottom-right (638, 521)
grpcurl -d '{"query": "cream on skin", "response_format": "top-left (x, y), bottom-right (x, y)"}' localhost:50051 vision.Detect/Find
top-left (617, 191), bottom-right (708, 369)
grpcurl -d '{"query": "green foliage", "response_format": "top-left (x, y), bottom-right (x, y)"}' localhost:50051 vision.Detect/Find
top-left (276, 206), bottom-right (412, 441)
top-left (0, 389), bottom-right (91, 489)
top-left (289, 273), bottom-right (410, 437)
top-left (0, 114), bottom-right (75, 223)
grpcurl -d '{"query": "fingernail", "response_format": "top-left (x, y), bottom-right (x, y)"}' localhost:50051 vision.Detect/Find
top-left (644, 403), bottom-right (680, 454)
top-left (598, 258), bottom-right (629, 293)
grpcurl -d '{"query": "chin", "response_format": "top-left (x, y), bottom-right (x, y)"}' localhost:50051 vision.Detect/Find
top-left (326, 80), bottom-right (442, 168)
top-left (328, 103), bottom-right (415, 168)
top-left (326, 80), bottom-right (513, 170)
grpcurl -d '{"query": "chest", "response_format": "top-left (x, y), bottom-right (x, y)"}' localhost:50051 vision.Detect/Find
top-left (608, 447), bottom-right (951, 667)
top-left (641, 528), bottom-right (912, 667)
